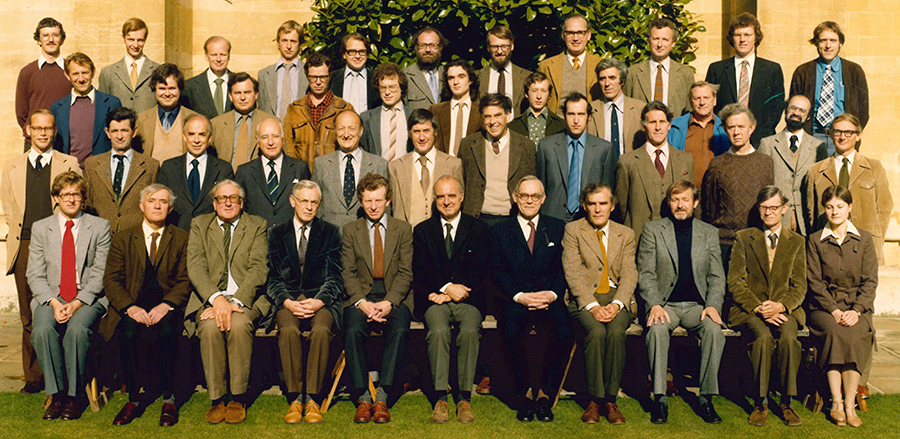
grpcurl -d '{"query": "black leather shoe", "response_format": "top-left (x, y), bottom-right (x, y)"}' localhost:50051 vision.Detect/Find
top-left (533, 397), bottom-right (554, 422)
top-left (21, 381), bottom-right (44, 394)
top-left (516, 403), bottom-right (534, 422)
top-left (43, 397), bottom-right (64, 420)
top-left (651, 401), bottom-right (668, 424)
top-left (60, 398), bottom-right (84, 420)
top-left (700, 401), bottom-right (722, 424)
top-left (112, 402), bottom-right (138, 425)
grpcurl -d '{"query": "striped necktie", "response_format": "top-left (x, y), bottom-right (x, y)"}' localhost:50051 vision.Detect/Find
top-left (267, 160), bottom-right (279, 203)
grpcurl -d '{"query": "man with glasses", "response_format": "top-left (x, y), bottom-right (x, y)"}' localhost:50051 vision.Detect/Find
top-left (284, 52), bottom-right (355, 171)
top-left (404, 26), bottom-right (448, 110)
top-left (331, 33), bottom-right (380, 114)
top-left (186, 179), bottom-right (271, 424)
top-left (360, 63), bottom-right (412, 160)
top-left (16, 18), bottom-right (72, 150)
top-left (538, 14), bottom-right (602, 115)
top-left (476, 26), bottom-right (533, 116)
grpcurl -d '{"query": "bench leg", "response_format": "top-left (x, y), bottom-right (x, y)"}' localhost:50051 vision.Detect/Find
top-left (856, 392), bottom-right (868, 412)
top-left (554, 343), bottom-right (577, 408)
top-left (322, 351), bottom-right (346, 413)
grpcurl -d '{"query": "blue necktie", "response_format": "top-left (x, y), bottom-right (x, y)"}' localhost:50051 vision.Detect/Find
top-left (567, 140), bottom-right (582, 213)
top-left (267, 160), bottom-right (279, 204)
top-left (189, 158), bottom-right (200, 203)
top-left (427, 70), bottom-right (439, 103)
top-left (610, 103), bottom-right (620, 158)
top-left (343, 154), bottom-right (355, 206)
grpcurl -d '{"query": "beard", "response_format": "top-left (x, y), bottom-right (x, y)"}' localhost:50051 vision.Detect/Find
top-left (417, 53), bottom-right (442, 71)
top-left (785, 117), bottom-right (804, 132)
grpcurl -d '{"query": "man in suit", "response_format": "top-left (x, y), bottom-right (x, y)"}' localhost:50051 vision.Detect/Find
top-left (51, 53), bottom-right (122, 167)
top-left (267, 180), bottom-right (343, 424)
top-left (667, 81), bottom-right (731, 187)
top-left (186, 179), bottom-right (271, 424)
top-left (562, 182), bottom-right (636, 424)
top-left (209, 73), bottom-right (278, 169)
top-left (102, 184), bottom-right (191, 427)
top-left (705, 13), bottom-right (785, 148)
top-left (538, 15), bottom-right (602, 115)
top-left (157, 114), bottom-right (235, 230)
top-left (404, 27), bottom-right (448, 111)
top-left (413, 175), bottom-right (488, 423)
top-left (614, 101), bottom-right (694, 239)
top-left (258, 20), bottom-right (309, 120)
top-left (180, 36), bottom-right (233, 120)
top-left (312, 111), bottom-right (389, 229)
top-left (342, 173), bottom-right (413, 424)
top-left (491, 176), bottom-right (572, 422)
top-left (790, 21), bottom-right (869, 156)
top-left (508, 72), bottom-right (566, 145)
top-left (477, 26), bottom-right (532, 116)
top-left (537, 92), bottom-right (616, 222)
top-left (1, 109), bottom-right (81, 394)
top-left (587, 58), bottom-right (644, 157)
top-left (459, 93), bottom-right (537, 227)
top-left (624, 18), bottom-right (695, 116)
top-left (84, 107), bottom-right (159, 235)
top-left (98, 18), bottom-right (160, 113)
top-left (17, 18), bottom-right (71, 151)
top-left (757, 95), bottom-right (826, 236)
top-left (360, 63), bottom-right (412, 160)
top-left (638, 180), bottom-right (726, 425)
top-left (332, 33), bottom-right (380, 114)
top-left (236, 118), bottom-right (310, 228)
top-left (133, 63), bottom-right (199, 162)
top-left (389, 109), bottom-right (463, 227)
top-left (284, 52), bottom-right (355, 171)
top-left (27, 171), bottom-right (111, 420)
top-left (430, 60), bottom-right (482, 156)
top-left (728, 186), bottom-right (806, 427)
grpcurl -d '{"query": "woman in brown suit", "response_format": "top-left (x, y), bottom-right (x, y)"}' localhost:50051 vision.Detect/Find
top-left (806, 185), bottom-right (877, 427)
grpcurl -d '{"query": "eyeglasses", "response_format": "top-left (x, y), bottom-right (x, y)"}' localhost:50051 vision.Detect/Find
top-left (57, 192), bottom-right (83, 201)
top-left (563, 30), bottom-right (589, 39)
top-left (30, 126), bottom-right (55, 133)
top-left (758, 204), bottom-right (785, 213)
top-left (417, 43), bottom-right (440, 50)
top-left (344, 49), bottom-right (367, 57)
top-left (291, 195), bottom-right (321, 206)
top-left (379, 85), bottom-right (401, 92)
top-left (307, 75), bottom-right (329, 83)
top-left (787, 105), bottom-right (809, 114)
top-left (214, 195), bottom-right (243, 204)
top-left (488, 44), bottom-right (511, 52)
top-left (516, 193), bottom-right (545, 202)
top-left (831, 129), bottom-right (859, 138)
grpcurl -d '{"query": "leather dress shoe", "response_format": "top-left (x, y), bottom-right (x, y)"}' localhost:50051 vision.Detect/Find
top-left (354, 401), bottom-right (372, 423)
top-left (205, 402), bottom-right (226, 424)
top-left (456, 400), bottom-right (474, 423)
top-left (21, 381), bottom-right (44, 394)
top-left (858, 385), bottom-right (870, 399)
top-left (581, 401), bottom-right (601, 423)
top-left (516, 404), bottom-right (534, 422)
top-left (113, 402), bottom-right (139, 425)
top-left (43, 397), bottom-right (64, 420)
top-left (475, 377), bottom-right (491, 395)
top-left (748, 404), bottom-right (767, 426)
top-left (303, 401), bottom-right (323, 424)
top-left (60, 398), bottom-right (84, 420)
top-left (699, 401), bottom-right (722, 424)
top-left (651, 401), bottom-right (668, 424)
top-left (431, 400), bottom-right (449, 423)
top-left (780, 403), bottom-right (801, 427)
top-left (159, 402), bottom-right (178, 427)
top-left (224, 401), bottom-right (246, 424)
top-left (284, 401), bottom-right (303, 424)
top-left (372, 401), bottom-right (391, 423)
top-left (605, 402), bottom-right (626, 424)
top-left (533, 397), bottom-right (553, 422)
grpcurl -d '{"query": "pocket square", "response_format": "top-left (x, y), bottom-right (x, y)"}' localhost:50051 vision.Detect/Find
top-left (292, 178), bottom-right (300, 184)
top-left (547, 242), bottom-right (556, 247)
top-left (682, 170), bottom-right (688, 175)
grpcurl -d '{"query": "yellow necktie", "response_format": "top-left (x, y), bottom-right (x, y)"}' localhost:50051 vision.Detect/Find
top-left (573, 57), bottom-right (581, 70)
top-left (130, 61), bottom-right (138, 90)
top-left (596, 230), bottom-right (609, 294)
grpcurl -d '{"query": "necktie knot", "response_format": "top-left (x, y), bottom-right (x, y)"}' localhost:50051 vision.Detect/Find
top-left (151, 231), bottom-right (160, 239)
top-left (417, 155), bottom-right (428, 166)
top-left (114, 154), bottom-right (125, 161)
top-left (843, 157), bottom-right (849, 165)
top-left (35, 155), bottom-right (43, 170)
top-left (527, 220), bottom-right (535, 229)
top-left (491, 140), bottom-right (500, 155)
top-left (214, 78), bottom-right (224, 86)
top-left (769, 232), bottom-right (777, 249)
top-left (790, 135), bottom-right (799, 152)
top-left (222, 222), bottom-right (231, 231)
top-left (191, 158), bottom-right (199, 168)
top-left (65, 219), bottom-right (74, 230)
top-left (268, 160), bottom-right (276, 170)
top-left (655, 149), bottom-right (663, 158)
top-left (610, 102), bottom-right (618, 112)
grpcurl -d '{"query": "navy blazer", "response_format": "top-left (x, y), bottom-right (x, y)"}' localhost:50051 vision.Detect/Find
top-left (489, 215), bottom-right (567, 301)
top-left (51, 90), bottom-right (122, 157)
top-left (235, 154), bottom-right (311, 229)
top-left (705, 56), bottom-right (785, 148)
top-left (331, 67), bottom-right (381, 112)
top-left (157, 153), bottom-right (235, 230)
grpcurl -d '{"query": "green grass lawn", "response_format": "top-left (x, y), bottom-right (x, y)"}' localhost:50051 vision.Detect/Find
top-left (1, 392), bottom-right (897, 439)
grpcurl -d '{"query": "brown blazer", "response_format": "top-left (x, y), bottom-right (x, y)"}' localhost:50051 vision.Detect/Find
top-left (209, 109), bottom-right (279, 169)
top-left (100, 224), bottom-right (191, 341)
top-left (624, 59), bottom-right (696, 116)
top-left (458, 130), bottom-right (537, 218)
top-left (83, 151), bottom-right (160, 235)
top-left (283, 94), bottom-right (355, 172)
top-left (727, 227), bottom-right (807, 327)
top-left (388, 150), bottom-right (463, 225)
top-left (133, 106), bottom-right (199, 161)
top-left (790, 58), bottom-right (869, 131)
top-left (341, 216), bottom-right (413, 309)
top-left (807, 227), bottom-right (878, 331)
top-left (538, 52), bottom-right (602, 115)
top-left (0, 151), bottom-right (81, 274)
top-left (562, 219), bottom-right (638, 312)
top-left (429, 100), bottom-right (482, 156)
top-left (806, 154), bottom-right (893, 264)
top-left (587, 96), bottom-right (646, 153)
top-left (476, 63), bottom-right (533, 116)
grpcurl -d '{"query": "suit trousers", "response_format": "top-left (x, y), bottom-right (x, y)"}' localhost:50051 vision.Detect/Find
top-left (569, 289), bottom-right (632, 399)
top-left (119, 310), bottom-right (181, 403)
top-left (742, 314), bottom-right (801, 399)
top-left (32, 299), bottom-right (105, 397)
top-left (275, 306), bottom-right (335, 395)
top-left (501, 300), bottom-right (574, 398)
top-left (424, 302), bottom-right (482, 393)
top-left (196, 307), bottom-right (261, 400)
top-left (14, 240), bottom-right (42, 382)
top-left (646, 301), bottom-right (725, 395)
top-left (343, 303), bottom-right (411, 391)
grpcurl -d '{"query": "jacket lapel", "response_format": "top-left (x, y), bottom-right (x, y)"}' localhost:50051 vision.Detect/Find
top-left (508, 135), bottom-right (523, 181)
top-left (75, 216), bottom-right (92, 275)
top-left (132, 228), bottom-right (148, 268)
top-left (796, 135), bottom-right (817, 171)
top-left (748, 230), bottom-right (771, 284)
top-left (382, 219), bottom-right (400, 274)
top-left (554, 136), bottom-right (569, 187)
top-left (637, 62), bottom-right (653, 102)
top-left (580, 220), bottom-right (605, 263)
top-left (92, 94), bottom-right (109, 148)
top-left (771, 135), bottom-right (795, 171)
top-left (114, 61), bottom-right (132, 91)
top-left (398, 155), bottom-right (413, 218)
top-left (154, 225), bottom-right (173, 266)
top-left (581, 136), bottom-right (598, 184)
top-left (208, 218), bottom-right (226, 260)
top-left (849, 154), bottom-right (871, 187)
top-left (287, 222), bottom-right (303, 277)
top-left (95, 152), bottom-right (116, 198)
top-left (662, 220), bottom-right (678, 269)
top-left (229, 218), bottom-right (246, 262)
top-left (197, 159), bottom-right (221, 208)
top-left (121, 153), bottom-right (147, 199)
top-left (9, 154), bottom-right (27, 210)
top-left (724, 59), bottom-right (738, 103)
top-left (358, 220), bottom-right (374, 275)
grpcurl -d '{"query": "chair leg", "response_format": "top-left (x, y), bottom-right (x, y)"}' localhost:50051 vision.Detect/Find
top-left (322, 351), bottom-right (346, 413)
top-left (553, 343), bottom-right (577, 408)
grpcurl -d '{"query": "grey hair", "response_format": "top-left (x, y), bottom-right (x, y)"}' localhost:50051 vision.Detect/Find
top-left (140, 183), bottom-right (176, 205)
top-left (433, 174), bottom-right (464, 195)
top-left (291, 179), bottom-right (322, 201)
top-left (183, 113), bottom-right (212, 136)
top-left (256, 117), bottom-right (284, 137)
top-left (208, 179), bottom-right (245, 201)
top-left (718, 103), bottom-right (757, 126)
top-left (514, 175), bottom-right (544, 193)
top-left (595, 58), bottom-right (628, 86)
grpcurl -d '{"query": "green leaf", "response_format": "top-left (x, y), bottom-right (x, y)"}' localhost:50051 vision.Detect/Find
top-left (526, 7), bottom-right (536, 21)
top-left (412, 10), bottom-right (425, 21)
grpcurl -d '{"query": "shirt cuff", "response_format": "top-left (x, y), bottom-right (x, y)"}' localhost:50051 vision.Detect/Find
top-left (612, 299), bottom-right (625, 310)
top-left (439, 283), bottom-right (452, 293)
top-left (585, 301), bottom-right (600, 310)
top-left (513, 292), bottom-right (523, 304)
top-left (230, 297), bottom-right (245, 308)
top-left (354, 299), bottom-right (364, 308)
top-left (549, 291), bottom-right (558, 301)
top-left (208, 291), bottom-right (225, 304)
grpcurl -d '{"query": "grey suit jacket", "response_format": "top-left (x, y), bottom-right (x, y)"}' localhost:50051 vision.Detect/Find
top-left (637, 217), bottom-right (726, 314)
top-left (403, 63), bottom-right (445, 111)
top-left (476, 63), bottom-right (533, 116)
top-left (536, 132), bottom-right (616, 221)
top-left (388, 150), bottom-right (463, 225)
top-left (209, 109), bottom-right (279, 168)
top-left (614, 146), bottom-right (694, 238)
top-left (98, 57), bottom-right (160, 113)
top-left (26, 213), bottom-right (111, 309)
top-left (180, 69), bottom-right (234, 119)
top-left (757, 131), bottom-right (826, 235)
top-left (359, 105), bottom-right (414, 157)
top-left (624, 59), bottom-right (695, 116)
top-left (258, 60), bottom-right (309, 117)
top-left (587, 96), bottom-right (645, 155)
top-left (311, 149), bottom-right (390, 229)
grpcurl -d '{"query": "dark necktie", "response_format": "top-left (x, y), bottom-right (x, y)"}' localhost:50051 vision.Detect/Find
top-left (839, 157), bottom-right (850, 188)
top-left (497, 67), bottom-right (506, 96)
top-left (567, 140), bottom-right (581, 213)
top-left (654, 149), bottom-right (665, 177)
top-left (491, 140), bottom-right (500, 155)
top-left (35, 155), bottom-right (44, 171)
top-left (60, 219), bottom-right (77, 302)
top-left (343, 154), bottom-right (355, 206)
top-left (267, 160), bottom-right (279, 203)
top-left (526, 220), bottom-right (535, 254)
top-left (189, 158), bottom-right (200, 203)
top-left (610, 103), bottom-right (620, 155)
top-left (373, 223), bottom-right (384, 279)
top-left (298, 225), bottom-right (308, 271)
top-left (214, 78), bottom-right (225, 115)
top-left (150, 231), bottom-right (160, 265)
top-left (444, 223), bottom-right (454, 258)
top-left (113, 155), bottom-right (125, 197)
top-left (218, 222), bottom-right (231, 291)
top-left (768, 232), bottom-right (777, 250)
top-left (790, 135), bottom-right (798, 153)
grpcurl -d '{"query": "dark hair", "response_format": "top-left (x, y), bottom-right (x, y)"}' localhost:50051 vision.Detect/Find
top-left (413, 26), bottom-right (449, 48)
top-left (441, 59), bottom-right (479, 101)
top-left (727, 12), bottom-right (763, 48)
top-left (356, 172), bottom-right (392, 201)
top-left (341, 32), bottom-right (370, 54)
top-left (821, 185), bottom-right (853, 207)
top-left (150, 63), bottom-right (185, 91)
top-left (105, 107), bottom-right (137, 130)
top-left (641, 101), bottom-right (673, 123)
top-left (810, 21), bottom-right (845, 45)
top-left (304, 51), bottom-right (332, 75)
top-left (560, 92), bottom-right (592, 116)
top-left (756, 185), bottom-right (787, 206)
top-left (228, 72), bottom-right (259, 93)
top-left (648, 17), bottom-right (678, 39)
top-left (595, 58), bottom-right (628, 86)
top-left (579, 182), bottom-right (616, 208)
top-left (666, 180), bottom-right (699, 202)
top-left (34, 17), bottom-right (66, 42)
top-left (51, 171), bottom-right (86, 199)
top-left (407, 108), bottom-right (439, 131)
top-left (523, 71), bottom-right (552, 95)
top-left (479, 93), bottom-right (512, 115)
top-left (372, 62), bottom-right (408, 99)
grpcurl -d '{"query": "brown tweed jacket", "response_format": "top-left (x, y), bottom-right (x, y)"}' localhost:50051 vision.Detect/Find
top-left (562, 219), bottom-right (638, 312)
top-left (459, 129), bottom-right (536, 218)
top-left (83, 150), bottom-right (159, 235)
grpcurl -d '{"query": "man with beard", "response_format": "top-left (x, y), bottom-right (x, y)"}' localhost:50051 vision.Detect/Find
top-left (476, 26), bottom-right (533, 116)
top-left (666, 81), bottom-right (731, 188)
top-left (404, 27), bottom-right (448, 110)
top-left (757, 95), bottom-right (826, 236)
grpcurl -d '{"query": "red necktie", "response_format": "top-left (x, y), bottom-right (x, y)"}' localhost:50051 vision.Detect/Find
top-left (654, 149), bottom-right (665, 177)
top-left (527, 220), bottom-right (536, 254)
top-left (60, 220), bottom-right (77, 302)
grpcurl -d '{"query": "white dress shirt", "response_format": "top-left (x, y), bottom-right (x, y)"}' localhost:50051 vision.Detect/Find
top-left (261, 152), bottom-right (284, 182)
top-left (438, 213), bottom-right (462, 293)
top-left (488, 63), bottom-right (514, 101)
top-left (142, 221), bottom-right (165, 256)
top-left (293, 216), bottom-right (311, 252)
top-left (69, 88), bottom-right (96, 105)
top-left (821, 220), bottom-right (860, 245)
top-left (57, 211), bottom-right (84, 289)
top-left (209, 215), bottom-right (244, 307)
top-left (449, 95), bottom-right (473, 154)
top-left (124, 54), bottom-right (147, 79)
top-left (645, 142), bottom-right (671, 170)
top-left (833, 150), bottom-right (855, 178)
top-left (185, 151), bottom-right (209, 189)
top-left (109, 148), bottom-right (134, 190)
top-left (566, 52), bottom-right (586, 68)
top-left (649, 57), bottom-right (671, 105)
top-left (413, 148), bottom-right (437, 182)
top-left (39, 53), bottom-right (66, 70)
top-left (343, 67), bottom-right (368, 113)
top-left (512, 214), bottom-right (558, 302)
top-left (603, 94), bottom-right (626, 153)
top-left (583, 221), bottom-right (624, 311)
top-left (28, 148), bottom-right (53, 168)
top-left (340, 147), bottom-right (363, 189)
top-left (206, 69), bottom-right (230, 113)
top-left (379, 103), bottom-right (408, 159)
top-left (734, 53), bottom-right (756, 92)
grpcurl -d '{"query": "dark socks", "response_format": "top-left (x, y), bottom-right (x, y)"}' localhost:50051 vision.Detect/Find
top-left (211, 397), bottom-right (224, 407)
top-left (656, 394), bottom-right (668, 405)
top-left (459, 391), bottom-right (471, 401)
top-left (286, 392), bottom-right (300, 403)
top-left (232, 393), bottom-right (249, 406)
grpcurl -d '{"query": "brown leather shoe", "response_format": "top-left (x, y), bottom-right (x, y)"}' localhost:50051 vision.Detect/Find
top-left (431, 400), bottom-right (449, 423)
top-left (160, 402), bottom-right (178, 427)
top-left (284, 401), bottom-right (303, 424)
top-left (354, 401), bottom-right (372, 423)
top-left (43, 397), bottom-right (64, 420)
top-left (581, 401), bottom-right (601, 423)
top-left (21, 381), bottom-right (44, 394)
top-left (781, 403), bottom-right (801, 427)
top-left (60, 398), bottom-right (84, 420)
top-left (476, 377), bottom-right (491, 395)
top-left (224, 401), bottom-right (246, 424)
top-left (748, 404), bottom-right (767, 426)
top-left (304, 400), bottom-right (324, 424)
top-left (605, 402), bottom-right (626, 424)
top-left (113, 402), bottom-right (138, 425)
top-left (205, 401), bottom-right (227, 424)
top-left (372, 401), bottom-right (391, 423)
top-left (456, 400), bottom-right (474, 423)
top-left (858, 385), bottom-right (870, 399)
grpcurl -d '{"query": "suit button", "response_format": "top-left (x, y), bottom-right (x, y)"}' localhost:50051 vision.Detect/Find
top-left (670, 282), bottom-right (675, 287)
top-left (593, 284), bottom-right (598, 288)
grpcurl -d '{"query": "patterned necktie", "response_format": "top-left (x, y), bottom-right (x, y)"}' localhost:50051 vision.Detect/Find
top-left (428, 70), bottom-right (439, 103)
top-left (654, 64), bottom-right (664, 102)
top-left (817, 66), bottom-right (835, 128)
top-left (738, 60), bottom-right (750, 108)
top-left (279, 63), bottom-right (294, 119)
top-left (130, 61), bottom-right (139, 90)
top-left (418, 155), bottom-right (430, 195)
top-left (491, 140), bottom-right (500, 155)
top-left (343, 154), bottom-right (355, 205)
top-left (497, 67), bottom-right (506, 96)
top-left (235, 115), bottom-right (249, 167)
top-left (444, 223), bottom-right (453, 258)
top-left (113, 155), bottom-right (125, 197)
top-left (610, 103), bottom-right (620, 155)
top-left (373, 222), bottom-right (384, 278)
top-left (60, 219), bottom-right (77, 302)
top-left (596, 229), bottom-right (610, 294)
top-left (387, 108), bottom-right (398, 161)
top-left (654, 149), bottom-right (665, 177)
top-left (567, 140), bottom-right (581, 214)
top-left (35, 155), bottom-right (43, 171)
top-left (214, 77), bottom-right (225, 115)
top-left (298, 225), bottom-right (308, 271)
top-left (189, 158), bottom-right (200, 203)
top-left (150, 231), bottom-right (160, 266)
top-left (267, 160), bottom-right (279, 203)
top-left (839, 157), bottom-right (850, 188)
top-left (453, 102), bottom-right (466, 156)
top-left (768, 232), bottom-right (777, 250)
top-left (162, 111), bottom-right (175, 131)
top-left (790, 135), bottom-right (798, 153)
top-left (526, 220), bottom-right (536, 254)
top-left (573, 57), bottom-right (581, 70)
top-left (218, 222), bottom-right (231, 291)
